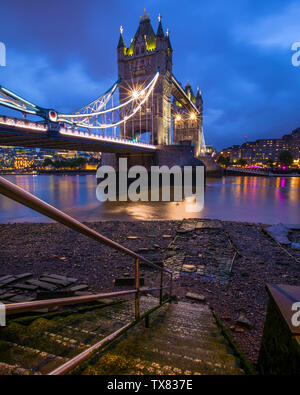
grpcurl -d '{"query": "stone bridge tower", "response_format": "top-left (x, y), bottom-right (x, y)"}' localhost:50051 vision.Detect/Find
top-left (172, 83), bottom-right (203, 156)
top-left (117, 11), bottom-right (172, 145)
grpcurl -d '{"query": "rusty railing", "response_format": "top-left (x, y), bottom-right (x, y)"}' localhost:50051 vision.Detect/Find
top-left (0, 175), bottom-right (174, 374)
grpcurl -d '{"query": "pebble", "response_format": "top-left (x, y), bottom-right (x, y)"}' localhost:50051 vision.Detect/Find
top-left (236, 314), bottom-right (253, 329)
top-left (186, 292), bottom-right (206, 302)
top-left (182, 265), bottom-right (197, 273)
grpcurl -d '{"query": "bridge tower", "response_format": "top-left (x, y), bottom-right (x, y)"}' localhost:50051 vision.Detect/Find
top-left (172, 84), bottom-right (203, 156)
top-left (117, 11), bottom-right (172, 145)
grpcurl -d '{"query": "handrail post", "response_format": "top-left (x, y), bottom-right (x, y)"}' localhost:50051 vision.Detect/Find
top-left (135, 258), bottom-right (140, 320)
top-left (159, 270), bottom-right (163, 305)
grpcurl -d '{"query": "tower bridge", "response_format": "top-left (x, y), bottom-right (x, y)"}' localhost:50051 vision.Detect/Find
top-left (0, 11), bottom-right (213, 171)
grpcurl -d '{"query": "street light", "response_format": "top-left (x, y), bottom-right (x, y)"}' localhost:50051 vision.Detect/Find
top-left (176, 115), bottom-right (181, 121)
top-left (190, 113), bottom-right (196, 120)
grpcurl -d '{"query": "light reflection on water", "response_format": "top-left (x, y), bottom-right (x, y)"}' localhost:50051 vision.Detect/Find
top-left (0, 174), bottom-right (299, 224)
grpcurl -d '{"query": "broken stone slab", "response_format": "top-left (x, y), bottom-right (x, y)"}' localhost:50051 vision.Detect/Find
top-left (0, 275), bottom-right (14, 282)
top-left (27, 279), bottom-right (57, 291)
top-left (0, 277), bottom-right (17, 287)
top-left (265, 223), bottom-right (291, 245)
top-left (177, 222), bottom-right (196, 233)
top-left (15, 273), bottom-right (33, 280)
top-left (10, 284), bottom-right (38, 291)
top-left (44, 274), bottom-right (78, 283)
top-left (127, 236), bottom-right (139, 240)
top-left (1, 292), bottom-right (17, 300)
top-left (196, 220), bottom-right (223, 230)
top-left (39, 276), bottom-right (71, 287)
top-left (162, 235), bottom-right (172, 239)
top-left (114, 278), bottom-right (145, 287)
top-left (182, 265), bottom-right (197, 273)
top-left (186, 292), bottom-right (206, 302)
top-left (69, 284), bottom-right (89, 292)
top-left (236, 314), bottom-right (252, 329)
top-left (9, 295), bottom-right (35, 303)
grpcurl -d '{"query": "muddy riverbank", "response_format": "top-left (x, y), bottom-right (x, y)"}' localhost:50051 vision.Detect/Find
top-left (0, 219), bottom-right (299, 367)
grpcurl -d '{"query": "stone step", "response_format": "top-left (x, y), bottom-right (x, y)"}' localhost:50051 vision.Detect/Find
top-left (0, 339), bottom-right (68, 374)
top-left (82, 299), bottom-right (244, 375)
top-left (0, 297), bottom-right (246, 375)
top-left (0, 300), bottom-right (136, 374)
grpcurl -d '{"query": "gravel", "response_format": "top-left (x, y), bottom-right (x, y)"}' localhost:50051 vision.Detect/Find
top-left (0, 219), bottom-right (299, 367)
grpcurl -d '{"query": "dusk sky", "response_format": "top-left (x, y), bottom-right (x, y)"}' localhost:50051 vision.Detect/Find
top-left (0, 0), bottom-right (300, 150)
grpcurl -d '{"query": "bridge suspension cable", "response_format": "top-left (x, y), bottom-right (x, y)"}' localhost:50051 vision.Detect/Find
top-left (59, 79), bottom-right (120, 124)
top-left (0, 76), bottom-right (121, 124)
top-left (57, 71), bottom-right (159, 130)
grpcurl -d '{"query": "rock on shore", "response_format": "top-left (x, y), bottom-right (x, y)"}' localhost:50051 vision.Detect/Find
top-left (0, 219), bottom-right (299, 366)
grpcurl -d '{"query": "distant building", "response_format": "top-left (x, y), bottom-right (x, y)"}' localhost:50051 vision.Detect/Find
top-left (0, 146), bottom-right (100, 171)
top-left (220, 128), bottom-right (300, 165)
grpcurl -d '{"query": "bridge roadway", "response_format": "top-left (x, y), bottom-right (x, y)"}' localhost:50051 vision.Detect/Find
top-left (0, 116), bottom-right (157, 154)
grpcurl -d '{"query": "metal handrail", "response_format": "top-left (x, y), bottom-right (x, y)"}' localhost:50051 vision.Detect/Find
top-left (0, 175), bottom-right (175, 374)
top-left (5, 286), bottom-right (171, 316)
top-left (49, 296), bottom-right (173, 375)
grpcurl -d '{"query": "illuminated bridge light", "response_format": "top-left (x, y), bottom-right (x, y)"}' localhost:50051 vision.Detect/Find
top-left (132, 90), bottom-right (139, 99)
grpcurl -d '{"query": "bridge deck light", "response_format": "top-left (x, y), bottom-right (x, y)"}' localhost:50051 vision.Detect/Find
top-left (190, 113), bottom-right (196, 120)
top-left (176, 115), bottom-right (181, 121)
top-left (132, 90), bottom-right (139, 99)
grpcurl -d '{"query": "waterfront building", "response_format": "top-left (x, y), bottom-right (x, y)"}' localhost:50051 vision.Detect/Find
top-left (220, 128), bottom-right (300, 165)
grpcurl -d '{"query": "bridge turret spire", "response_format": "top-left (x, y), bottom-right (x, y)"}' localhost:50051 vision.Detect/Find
top-left (117, 25), bottom-right (126, 50)
top-left (156, 14), bottom-right (164, 37)
top-left (196, 87), bottom-right (203, 107)
top-left (166, 29), bottom-right (172, 51)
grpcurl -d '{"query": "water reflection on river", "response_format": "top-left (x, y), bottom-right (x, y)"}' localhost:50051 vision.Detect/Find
top-left (0, 174), bottom-right (299, 224)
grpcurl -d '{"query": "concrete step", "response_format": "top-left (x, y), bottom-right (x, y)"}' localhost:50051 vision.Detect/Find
top-left (0, 300), bottom-right (135, 374)
top-left (82, 299), bottom-right (245, 375)
top-left (0, 297), bottom-right (246, 375)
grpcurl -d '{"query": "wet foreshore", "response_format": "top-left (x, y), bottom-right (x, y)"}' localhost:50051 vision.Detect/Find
top-left (0, 219), bottom-right (300, 367)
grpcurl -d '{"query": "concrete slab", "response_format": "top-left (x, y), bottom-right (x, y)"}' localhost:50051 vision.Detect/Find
top-left (39, 276), bottom-right (70, 287)
top-left (27, 279), bottom-right (57, 291)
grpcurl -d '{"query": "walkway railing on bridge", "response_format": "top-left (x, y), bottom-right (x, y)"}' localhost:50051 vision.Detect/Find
top-left (0, 115), bottom-right (157, 150)
top-left (0, 175), bottom-right (174, 375)
top-left (226, 166), bottom-right (270, 176)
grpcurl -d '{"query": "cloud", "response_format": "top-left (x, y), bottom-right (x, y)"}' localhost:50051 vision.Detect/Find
top-left (235, 2), bottom-right (300, 49)
top-left (0, 49), bottom-right (114, 113)
top-left (0, 0), bottom-right (299, 150)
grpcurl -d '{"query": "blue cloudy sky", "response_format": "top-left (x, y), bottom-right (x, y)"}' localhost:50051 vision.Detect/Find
top-left (0, 0), bottom-right (300, 150)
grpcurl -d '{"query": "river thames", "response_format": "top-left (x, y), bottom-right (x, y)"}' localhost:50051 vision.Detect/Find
top-left (0, 174), bottom-right (299, 224)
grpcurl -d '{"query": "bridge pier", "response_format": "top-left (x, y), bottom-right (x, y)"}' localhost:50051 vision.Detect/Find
top-left (101, 144), bottom-right (206, 171)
